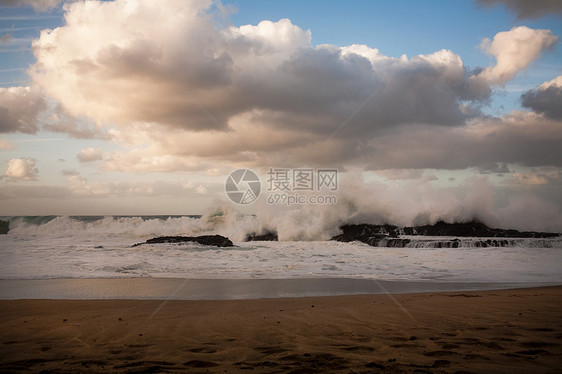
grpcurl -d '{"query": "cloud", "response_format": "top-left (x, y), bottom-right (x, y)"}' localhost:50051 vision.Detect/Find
top-left (0, 33), bottom-right (13, 44)
top-left (0, 184), bottom-right (69, 199)
top-left (472, 26), bottom-right (557, 86)
top-left (42, 104), bottom-right (108, 139)
top-left (0, 0), bottom-right (63, 12)
top-left (29, 2), bottom-right (485, 144)
top-left (476, 0), bottom-right (562, 20)
top-left (513, 169), bottom-right (562, 185)
top-left (521, 75), bottom-right (562, 120)
top-left (475, 162), bottom-right (510, 174)
top-left (363, 111), bottom-right (562, 170)
top-left (0, 138), bottom-right (15, 150)
top-left (25, 1), bottom-right (562, 177)
top-left (3, 157), bottom-right (38, 181)
top-left (196, 185), bottom-right (208, 194)
top-left (66, 174), bottom-right (207, 197)
top-left (60, 168), bottom-right (79, 176)
top-left (0, 86), bottom-right (46, 134)
top-left (77, 147), bottom-right (102, 163)
top-left (101, 147), bottom-right (211, 173)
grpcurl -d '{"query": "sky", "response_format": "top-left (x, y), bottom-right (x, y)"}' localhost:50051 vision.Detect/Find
top-left (0, 0), bottom-right (561, 232)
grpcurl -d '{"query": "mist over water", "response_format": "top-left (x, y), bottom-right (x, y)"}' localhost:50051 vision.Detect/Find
top-left (3, 176), bottom-right (561, 241)
top-left (245, 175), bottom-right (562, 241)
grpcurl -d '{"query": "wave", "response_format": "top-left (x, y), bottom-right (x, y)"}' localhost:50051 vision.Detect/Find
top-left (2, 210), bottom-right (263, 242)
top-left (4, 215), bottom-right (207, 239)
top-left (1, 204), bottom-right (560, 248)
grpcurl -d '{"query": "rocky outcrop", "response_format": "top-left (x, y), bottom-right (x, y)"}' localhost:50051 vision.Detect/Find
top-left (400, 221), bottom-right (558, 238)
top-left (331, 221), bottom-right (559, 247)
top-left (330, 224), bottom-right (399, 246)
top-left (245, 230), bottom-right (278, 241)
top-left (0, 220), bottom-right (8, 235)
top-left (132, 235), bottom-right (234, 248)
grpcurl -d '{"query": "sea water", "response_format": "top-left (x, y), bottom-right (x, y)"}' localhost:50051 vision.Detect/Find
top-left (1, 215), bottom-right (561, 285)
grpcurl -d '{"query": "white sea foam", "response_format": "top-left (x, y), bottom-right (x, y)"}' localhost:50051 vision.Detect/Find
top-left (0, 215), bottom-right (561, 283)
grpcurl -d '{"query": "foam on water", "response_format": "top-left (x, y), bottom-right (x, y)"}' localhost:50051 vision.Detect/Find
top-left (0, 215), bottom-right (561, 284)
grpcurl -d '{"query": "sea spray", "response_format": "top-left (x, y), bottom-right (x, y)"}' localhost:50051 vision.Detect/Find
top-left (6, 215), bottom-right (205, 239)
top-left (2, 176), bottom-right (560, 241)
top-left (243, 175), bottom-right (562, 239)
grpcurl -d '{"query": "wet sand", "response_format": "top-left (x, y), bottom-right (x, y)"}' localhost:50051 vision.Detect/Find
top-left (1, 286), bottom-right (561, 373)
top-left (1, 277), bottom-right (551, 300)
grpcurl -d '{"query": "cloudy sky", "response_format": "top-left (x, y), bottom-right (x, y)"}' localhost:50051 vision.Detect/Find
top-left (0, 0), bottom-right (561, 231)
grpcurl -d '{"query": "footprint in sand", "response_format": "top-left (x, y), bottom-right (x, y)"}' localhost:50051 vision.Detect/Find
top-left (188, 347), bottom-right (218, 353)
top-left (341, 346), bottom-right (375, 352)
top-left (423, 350), bottom-right (460, 357)
top-left (183, 360), bottom-right (220, 368)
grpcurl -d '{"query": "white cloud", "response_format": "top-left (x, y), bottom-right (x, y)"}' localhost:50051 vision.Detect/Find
top-left (77, 147), bottom-right (102, 163)
top-left (3, 157), bottom-right (38, 181)
top-left (474, 26), bottom-right (557, 85)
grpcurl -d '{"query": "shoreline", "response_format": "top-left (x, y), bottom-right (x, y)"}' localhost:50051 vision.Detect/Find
top-left (1, 286), bottom-right (561, 373)
top-left (1, 277), bottom-right (560, 300)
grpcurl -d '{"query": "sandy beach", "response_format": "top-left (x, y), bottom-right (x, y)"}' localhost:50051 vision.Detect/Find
top-left (1, 286), bottom-right (561, 373)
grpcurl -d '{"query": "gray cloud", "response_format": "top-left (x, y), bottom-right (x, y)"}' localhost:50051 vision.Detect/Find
top-left (363, 112), bottom-right (562, 170)
top-left (0, 0), bottom-right (63, 12)
top-left (521, 76), bottom-right (562, 120)
top-left (476, 0), bottom-right (562, 20)
top-left (60, 168), bottom-right (79, 176)
top-left (0, 87), bottom-right (45, 134)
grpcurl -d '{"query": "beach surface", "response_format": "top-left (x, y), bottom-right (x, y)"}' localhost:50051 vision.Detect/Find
top-left (1, 286), bottom-right (561, 373)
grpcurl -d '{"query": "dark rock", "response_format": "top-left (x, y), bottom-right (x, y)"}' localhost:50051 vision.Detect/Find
top-left (330, 221), bottom-right (559, 248)
top-left (132, 235), bottom-right (233, 248)
top-left (401, 220), bottom-right (558, 238)
top-left (331, 224), bottom-right (399, 246)
top-left (331, 224), bottom-right (408, 247)
top-left (245, 230), bottom-right (278, 241)
top-left (0, 220), bottom-right (9, 235)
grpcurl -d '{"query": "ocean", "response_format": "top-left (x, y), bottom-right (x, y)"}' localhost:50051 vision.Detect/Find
top-left (1, 215), bottom-right (561, 287)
